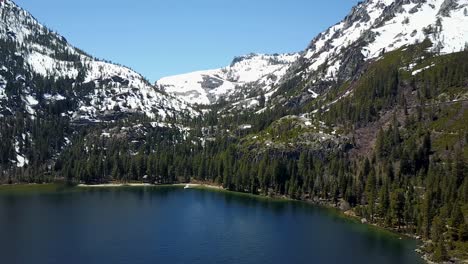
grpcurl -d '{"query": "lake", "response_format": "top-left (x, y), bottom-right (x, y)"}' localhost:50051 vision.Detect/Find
top-left (0, 186), bottom-right (423, 264)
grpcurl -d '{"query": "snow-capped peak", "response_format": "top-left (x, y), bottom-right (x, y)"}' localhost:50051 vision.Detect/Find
top-left (156, 53), bottom-right (299, 105)
top-left (0, 0), bottom-right (198, 120)
top-left (301, 0), bottom-right (468, 84)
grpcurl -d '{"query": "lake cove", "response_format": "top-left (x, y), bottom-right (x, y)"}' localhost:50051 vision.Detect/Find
top-left (0, 185), bottom-right (423, 264)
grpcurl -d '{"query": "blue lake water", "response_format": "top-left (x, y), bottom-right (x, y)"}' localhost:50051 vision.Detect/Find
top-left (0, 186), bottom-right (423, 264)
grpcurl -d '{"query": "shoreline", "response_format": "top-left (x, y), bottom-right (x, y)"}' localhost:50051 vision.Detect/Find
top-left (0, 182), bottom-right (422, 236)
top-left (76, 182), bottom-right (432, 263)
top-left (77, 183), bottom-right (424, 235)
top-left (77, 183), bottom-right (154, 188)
top-left (1, 182), bottom-right (432, 263)
top-left (76, 183), bottom-right (224, 190)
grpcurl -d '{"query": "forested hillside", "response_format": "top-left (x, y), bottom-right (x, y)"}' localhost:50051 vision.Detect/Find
top-left (0, 0), bottom-right (197, 176)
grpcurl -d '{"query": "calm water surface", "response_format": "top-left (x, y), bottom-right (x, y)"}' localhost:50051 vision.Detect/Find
top-left (0, 186), bottom-right (423, 264)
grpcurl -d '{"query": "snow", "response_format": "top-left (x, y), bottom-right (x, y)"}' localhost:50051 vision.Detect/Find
top-left (44, 93), bottom-right (66, 101)
top-left (301, 0), bottom-right (468, 84)
top-left (14, 140), bottom-right (29, 167)
top-left (2, 0), bottom-right (468, 125)
top-left (75, 76), bottom-right (199, 120)
top-left (303, 0), bottom-right (395, 77)
top-left (150, 122), bottom-right (167, 128)
top-left (23, 49), bottom-right (150, 93)
top-left (23, 94), bottom-right (38, 116)
top-left (366, 1), bottom-right (438, 58)
top-left (0, 74), bottom-right (6, 99)
top-left (26, 51), bottom-right (78, 78)
top-left (308, 89), bottom-right (319, 98)
top-left (1, 0), bottom-right (199, 121)
top-left (438, 5), bottom-right (468, 54)
top-left (323, 90), bottom-right (354, 112)
top-left (239, 124), bottom-right (252, 130)
top-left (15, 74), bottom-right (25, 81)
top-left (249, 99), bottom-right (260, 107)
top-left (16, 154), bottom-right (28, 167)
top-left (256, 107), bottom-right (267, 114)
top-left (158, 70), bottom-right (232, 105)
top-left (157, 53), bottom-right (299, 106)
top-left (412, 64), bottom-right (436, 76)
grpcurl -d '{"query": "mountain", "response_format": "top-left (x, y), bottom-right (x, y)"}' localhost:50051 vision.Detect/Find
top-left (156, 53), bottom-right (299, 109)
top-left (253, 0), bottom-right (468, 166)
top-left (303, 0), bottom-right (468, 82)
top-left (155, 0), bottom-right (468, 113)
top-left (0, 0), bottom-right (197, 169)
top-left (270, 0), bottom-right (468, 107)
top-left (0, 0), bottom-right (197, 122)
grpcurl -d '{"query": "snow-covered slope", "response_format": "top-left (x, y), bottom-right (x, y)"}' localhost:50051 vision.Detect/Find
top-left (156, 53), bottom-right (299, 106)
top-left (0, 0), bottom-right (197, 120)
top-left (0, 0), bottom-right (199, 168)
top-left (295, 0), bottom-right (468, 93)
top-left (156, 0), bottom-right (468, 110)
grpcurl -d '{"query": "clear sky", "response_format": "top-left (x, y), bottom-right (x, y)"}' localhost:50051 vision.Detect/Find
top-left (15, 0), bottom-right (360, 82)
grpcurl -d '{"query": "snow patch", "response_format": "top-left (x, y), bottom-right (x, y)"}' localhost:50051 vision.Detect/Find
top-left (239, 124), bottom-right (252, 130)
top-left (308, 89), bottom-right (319, 98)
top-left (44, 93), bottom-right (66, 101)
top-left (14, 140), bottom-right (29, 167)
top-left (412, 63), bottom-right (435, 76)
top-left (0, 74), bottom-right (6, 99)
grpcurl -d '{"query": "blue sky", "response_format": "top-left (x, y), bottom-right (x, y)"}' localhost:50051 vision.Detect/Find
top-left (15, 0), bottom-right (360, 82)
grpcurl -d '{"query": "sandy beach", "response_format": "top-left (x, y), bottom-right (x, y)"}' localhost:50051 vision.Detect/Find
top-left (77, 183), bottom-right (224, 190)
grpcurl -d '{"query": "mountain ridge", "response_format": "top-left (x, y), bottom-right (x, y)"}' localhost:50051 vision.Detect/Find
top-left (299, 0), bottom-right (468, 85)
top-left (155, 0), bottom-right (468, 115)
top-left (0, 0), bottom-right (198, 122)
top-left (0, 0), bottom-right (466, 171)
top-left (156, 53), bottom-right (299, 107)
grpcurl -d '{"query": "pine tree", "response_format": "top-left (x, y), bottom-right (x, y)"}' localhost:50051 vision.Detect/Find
top-left (459, 223), bottom-right (468, 242)
top-left (378, 180), bottom-right (391, 225)
top-left (390, 188), bottom-right (405, 230)
top-left (450, 204), bottom-right (465, 241)
top-left (431, 216), bottom-right (448, 262)
top-left (365, 169), bottom-right (377, 221)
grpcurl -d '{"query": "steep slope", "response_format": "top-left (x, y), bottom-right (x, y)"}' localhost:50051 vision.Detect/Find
top-left (0, 0), bottom-right (198, 170)
top-left (273, 0), bottom-right (468, 107)
top-left (155, 0), bottom-right (468, 113)
top-left (156, 53), bottom-right (299, 107)
top-left (0, 0), bottom-right (197, 122)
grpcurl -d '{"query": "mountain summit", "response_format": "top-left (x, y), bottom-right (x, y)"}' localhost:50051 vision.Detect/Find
top-left (156, 53), bottom-right (299, 107)
top-left (0, 0), bottom-right (197, 168)
top-left (155, 0), bottom-right (468, 112)
top-left (0, 0), bottom-right (197, 123)
top-left (292, 0), bottom-right (468, 93)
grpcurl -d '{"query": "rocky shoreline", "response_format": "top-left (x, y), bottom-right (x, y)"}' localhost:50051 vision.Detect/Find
top-left (189, 184), bottom-right (460, 264)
